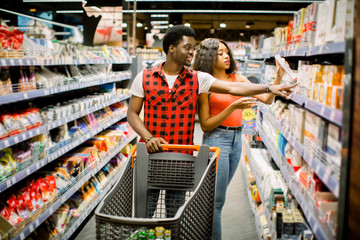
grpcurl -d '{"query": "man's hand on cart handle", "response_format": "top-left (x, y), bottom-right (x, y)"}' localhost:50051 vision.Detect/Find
top-left (146, 137), bottom-right (168, 153)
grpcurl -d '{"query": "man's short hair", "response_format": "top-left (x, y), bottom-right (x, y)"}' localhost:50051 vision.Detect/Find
top-left (162, 25), bottom-right (195, 54)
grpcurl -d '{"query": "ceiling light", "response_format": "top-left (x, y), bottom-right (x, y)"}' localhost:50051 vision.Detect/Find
top-left (136, 22), bottom-right (143, 27)
top-left (219, 23), bottom-right (226, 28)
top-left (56, 10), bottom-right (84, 13)
top-left (245, 25), bottom-right (250, 28)
top-left (168, 24), bottom-right (173, 27)
top-left (184, 22), bottom-right (191, 27)
top-left (150, 14), bottom-right (168, 18)
top-left (151, 21), bottom-right (169, 25)
top-left (144, 26), bottom-right (148, 30)
top-left (24, 0), bottom-right (85, 2)
top-left (90, 6), bottom-right (102, 12)
top-left (125, 0), bottom-right (322, 2)
top-left (123, 9), bottom-right (296, 14)
top-left (122, 23), bottom-right (128, 28)
top-left (239, 32), bottom-right (244, 36)
top-left (153, 25), bottom-right (169, 29)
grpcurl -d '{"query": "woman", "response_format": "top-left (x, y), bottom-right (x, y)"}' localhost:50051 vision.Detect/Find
top-left (192, 38), bottom-right (285, 240)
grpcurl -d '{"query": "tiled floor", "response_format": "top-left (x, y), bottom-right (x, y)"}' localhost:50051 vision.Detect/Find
top-left (73, 122), bottom-right (258, 240)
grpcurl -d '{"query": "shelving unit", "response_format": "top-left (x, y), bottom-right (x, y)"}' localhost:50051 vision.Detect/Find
top-left (251, 41), bottom-right (346, 59)
top-left (242, 142), bottom-right (276, 240)
top-left (257, 126), bottom-right (335, 240)
top-left (10, 133), bottom-right (136, 240)
top-left (0, 47), bottom-right (139, 240)
top-left (258, 104), bottom-right (340, 197)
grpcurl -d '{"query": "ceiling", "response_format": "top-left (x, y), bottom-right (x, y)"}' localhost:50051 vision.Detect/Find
top-left (0, 0), bottom-right (322, 43)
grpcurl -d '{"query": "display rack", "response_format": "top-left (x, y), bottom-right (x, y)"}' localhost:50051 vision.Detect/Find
top-left (257, 125), bottom-right (336, 240)
top-left (0, 71), bottom-right (131, 105)
top-left (242, 142), bottom-right (276, 240)
top-left (0, 47), bottom-right (138, 240)
top-left (10, 133), bottom-right (136, 240)
top-left (240, 155), bottom-right (264, 240)
top-left (258, 104), bottom-right (340, 198)
top-left (251, 41), bottom-right (346, 59)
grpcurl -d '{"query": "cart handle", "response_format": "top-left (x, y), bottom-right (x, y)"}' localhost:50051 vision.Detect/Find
top-left (131, 144), bottom-right (221, 172)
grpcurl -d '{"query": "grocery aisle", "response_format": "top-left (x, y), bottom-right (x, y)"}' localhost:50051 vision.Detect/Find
top-left (73, 123), bottom-right (257, 240)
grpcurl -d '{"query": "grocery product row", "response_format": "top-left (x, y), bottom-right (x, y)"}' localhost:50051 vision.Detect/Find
top-left (242, 136), bottom-right (316, 240)
top-left (0, 65), bottom-right (131, 105)
top-left (258, 100), bottom-right (340, 197)
top-left (255, 117), bottom-right (337, 240)
top-left (0, 119), bottom-right (136, 240)
top-left (250, 0), bottom-right (353, 58)
top-left (0, 93), bottom-right (130, 193)
top-left (0, 25), bottom-right (131, 64)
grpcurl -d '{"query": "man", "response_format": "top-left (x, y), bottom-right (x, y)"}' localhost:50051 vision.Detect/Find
top-left (127, 25), bottom-right (295, 152)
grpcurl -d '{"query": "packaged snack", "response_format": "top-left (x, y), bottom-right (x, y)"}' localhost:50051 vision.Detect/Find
top-left (0, 204), bottom-right (22, 226)
top-left (39, 178), bottom-right (52, 202)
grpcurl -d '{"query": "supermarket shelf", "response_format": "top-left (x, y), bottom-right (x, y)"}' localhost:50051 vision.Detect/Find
top-left (0, 58), bottom-right (132, 67)
top-left (304, 99), bottom-right (343, 126)
top-left (289, 94), bottom-right (342, 127)
top-left (241, 159), bottom-right (264, 240)
top-left (307, 42), bottom-right (346, 56)
top-left (0, 112), bottom-right (128, 193)
top-left (60, 158), bottom-right (130, 240)
top-left (258, 105), bottom-right (340, 198)
top-left (0, 94), bottom-right (130, 151)
top-left (257, 126), bottom-right (335, 240)
top-left (0, 72), bottom-right (131, 106)
top-left (11, 133), bottom-right (137, 240)
top-left (250, 41), bottom-right (345, 60)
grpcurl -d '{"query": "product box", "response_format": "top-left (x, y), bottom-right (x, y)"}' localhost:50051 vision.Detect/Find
top-left (304, 111), bottom-right (325, 154)
top-left (294, 107), bottom-right (306, 144)
top-left (314, 1), bottom-right (329, 46)
top-left (324, 0), bottom-right (337, 43)
top-left (326, 123), bottom-right (342, 169)
top-left (345, 0), bottom-right (355, 40)
top-left (302, 2), bottom-right (319, 48)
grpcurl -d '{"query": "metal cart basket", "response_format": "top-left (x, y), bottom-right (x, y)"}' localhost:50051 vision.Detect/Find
top-left (95, 143), bottom-right (220, 240)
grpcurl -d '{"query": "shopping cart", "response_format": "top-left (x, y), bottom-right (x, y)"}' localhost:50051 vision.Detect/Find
top-left (95, 142), bottom-right (220, 240)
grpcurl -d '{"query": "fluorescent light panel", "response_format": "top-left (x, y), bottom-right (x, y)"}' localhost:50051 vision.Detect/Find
top-left (56, 10), bottom-right (84, 13)
top-left (151, 21), bottom-right (169, 24)
top-left (123, 9), bottom-right (296, 14)
top-left (151, 14), bottom-right (169, 18)
top-left (125, 0), bottom-right (321, 2)
top-left (24, 0), bottom-right (85, 2)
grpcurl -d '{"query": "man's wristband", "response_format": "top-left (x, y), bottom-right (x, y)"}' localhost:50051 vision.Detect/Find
top-left (145, 136), bottom-right (154, 143)
top-left (265, 82), bottom-right (273, 93)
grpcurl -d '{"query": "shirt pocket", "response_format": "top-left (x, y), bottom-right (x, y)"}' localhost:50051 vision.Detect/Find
top-left (176, 91), bottom-right (194, 109)
top-left (145, 91), bottom-right (164, 106)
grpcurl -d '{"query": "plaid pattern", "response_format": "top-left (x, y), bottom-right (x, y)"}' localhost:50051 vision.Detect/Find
top-left (143, 63), bottom-right (199, 145)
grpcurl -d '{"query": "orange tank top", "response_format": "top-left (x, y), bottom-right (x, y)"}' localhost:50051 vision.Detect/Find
top-left (209, 73), bottom-right (243, 127)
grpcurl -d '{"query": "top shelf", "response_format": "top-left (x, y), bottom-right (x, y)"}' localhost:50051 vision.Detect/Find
top-left (251, 42), bottom-right (346, 59)
top-left (0, 58), bottom-right (132, 67)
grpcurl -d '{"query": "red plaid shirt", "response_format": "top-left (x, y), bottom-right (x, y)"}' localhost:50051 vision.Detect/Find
top-left (143, 63), bottom-right (199, 145)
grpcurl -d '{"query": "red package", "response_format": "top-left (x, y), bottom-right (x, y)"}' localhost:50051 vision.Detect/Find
top-left (46, 175), bottom-right (57, 196)
top-left (39, 178), bottom-right (51, 202)
top-left (0, 205), bottom-right (22, 226)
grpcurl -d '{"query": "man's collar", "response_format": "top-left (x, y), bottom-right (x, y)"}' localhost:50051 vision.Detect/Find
top-left (153, 62), bottom-right (193, 78)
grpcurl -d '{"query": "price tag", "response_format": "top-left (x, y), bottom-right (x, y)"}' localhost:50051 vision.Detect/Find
top-left (14, 136), bottom-right (19, 144)
top-left (23, 92), bottom-right (28, 99)
top-left (1, 59), bottom-right (6, 65)
top-left (35, 219), bottom-right (39, 227)
top-left (26, 59), bottom-right (31, 65)
top-left (29, 224), bottom-right (34, 233)
top-left (20, 232), bottom-right (25, 240)
top-left (9, 59), bottom-right (15, 66)
top-left (27, 168), bottom-right (31, 175)
top-left (12, 178), bottom-right (16, 185)
top-left (330, 110), bottom-right (336, 122)
top-left (29, 131), bottom-right (33, 138)
top-left (36, 129), bottom-right (40, 135)
top-left (335, 184), bottom-right (339, 197)
top-left (320, 106), bottom-right (326, 116)
top-left (6, 180), bottom-right (11, 188)
top-left (315, 164), bottom-right (321, 174)
top-left (323, 165), bottom-right (333, 183)
top-left (44, 89), bottom-right (50, 95)
top-left (4, 139), bottom-right (9, 147)
top-left (36, 163), bottom-right (40, 169)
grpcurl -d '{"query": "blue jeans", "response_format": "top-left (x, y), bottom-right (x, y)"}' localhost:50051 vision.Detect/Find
top-left (203, 127), bottom-right (242, 240)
